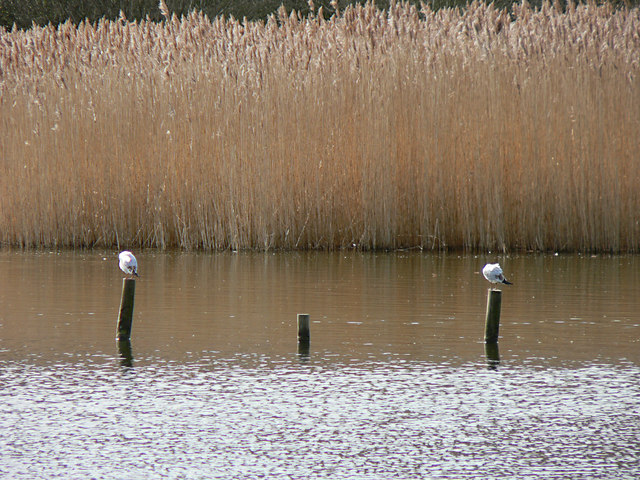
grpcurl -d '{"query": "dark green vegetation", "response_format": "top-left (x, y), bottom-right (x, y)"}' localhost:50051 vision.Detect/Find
top-left (0, 0), bottom-right (637, 29)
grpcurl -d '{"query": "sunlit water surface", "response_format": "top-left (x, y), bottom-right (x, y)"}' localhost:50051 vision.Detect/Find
top-left (1, 251), bottom-right (639, 479)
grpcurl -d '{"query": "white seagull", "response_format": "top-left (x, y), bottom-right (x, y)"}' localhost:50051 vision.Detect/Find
top-left (482, 263), bottom-right (512, 289)
top-left (118, 251), bottom-right (139, 278)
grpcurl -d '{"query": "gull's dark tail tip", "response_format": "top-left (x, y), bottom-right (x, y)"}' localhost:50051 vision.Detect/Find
top-left (503, 279), bottom-right (513, 285)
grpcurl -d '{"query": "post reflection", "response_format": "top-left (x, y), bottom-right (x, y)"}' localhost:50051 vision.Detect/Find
top-left (297, 340), bottom-right (310, 362)
top-left (484, 342), bottom-right (500, 370)
top-left (117, 339), bottom-right (134, 369)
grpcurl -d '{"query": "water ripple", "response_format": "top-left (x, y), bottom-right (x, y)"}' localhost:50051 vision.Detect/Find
top-left (1, 354), bottom-right (639, 479)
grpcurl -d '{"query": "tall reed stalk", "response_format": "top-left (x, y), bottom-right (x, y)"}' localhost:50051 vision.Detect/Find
top-left (1, 1), bottom-right (638, 252)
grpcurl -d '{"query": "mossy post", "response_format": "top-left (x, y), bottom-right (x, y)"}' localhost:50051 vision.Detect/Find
top-left (484, 289), bottom-right (502, 343)
top-left (297, 313), bottom-right (310, 345)
top-left (116, 278), bottom-right (136, 341)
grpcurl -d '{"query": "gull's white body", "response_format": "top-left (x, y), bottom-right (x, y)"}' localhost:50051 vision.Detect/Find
top-left (482, 263), bottom-right (511, 288)
top-left (118, 251), bottom-right (138, 277)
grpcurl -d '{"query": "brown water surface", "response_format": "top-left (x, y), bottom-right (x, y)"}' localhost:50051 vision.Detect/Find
top-left (1, 251), bottom-right (638, 479)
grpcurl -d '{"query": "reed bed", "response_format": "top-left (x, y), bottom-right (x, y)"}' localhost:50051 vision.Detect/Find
top-left (0, 1), bottom-right (639, 252)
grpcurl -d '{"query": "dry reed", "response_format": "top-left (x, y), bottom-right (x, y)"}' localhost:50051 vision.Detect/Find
top-left (0, 1), bottom-right (639, 252)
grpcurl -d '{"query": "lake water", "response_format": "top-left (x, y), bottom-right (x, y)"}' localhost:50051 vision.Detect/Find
top-left (0, 251), bottom-right (639, 479)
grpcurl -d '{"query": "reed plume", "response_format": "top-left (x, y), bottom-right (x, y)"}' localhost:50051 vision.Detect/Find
top-left (0, 1), bottom-right (638, 252)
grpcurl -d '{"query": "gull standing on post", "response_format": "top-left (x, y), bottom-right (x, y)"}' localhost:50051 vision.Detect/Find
top-left (482, 263), bottom-right (511, 289)
top-left (119, 251), bottom-right (139, 278)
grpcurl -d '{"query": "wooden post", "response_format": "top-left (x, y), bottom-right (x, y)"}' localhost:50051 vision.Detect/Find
top-left (116, 278), bottom-right (136, 341)
top-left (484, 289), bottom-right (501, 343)
top-left (297, 313), bottom-right (310, 345)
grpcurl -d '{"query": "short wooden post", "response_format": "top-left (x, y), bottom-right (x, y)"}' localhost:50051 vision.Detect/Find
top-left (484, 289), bottom-right (502, 343)
top-left (297, 313), bottom-right (310, 345)
top-left (116, 278), bottom-right (136, 341)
